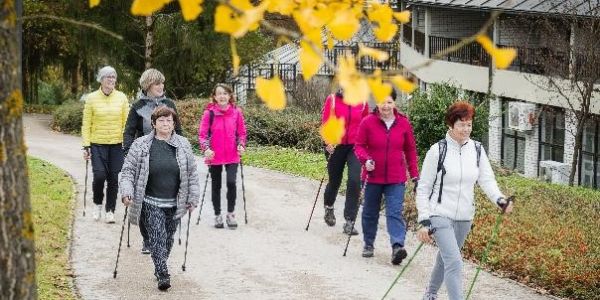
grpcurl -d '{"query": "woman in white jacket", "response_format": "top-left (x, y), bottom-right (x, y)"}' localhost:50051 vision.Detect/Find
top-left (415, 101), bottom-right (513, 300)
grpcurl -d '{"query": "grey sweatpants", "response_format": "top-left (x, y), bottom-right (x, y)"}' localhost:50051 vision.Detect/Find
top-left (426, 216), bottom-right (473, 300)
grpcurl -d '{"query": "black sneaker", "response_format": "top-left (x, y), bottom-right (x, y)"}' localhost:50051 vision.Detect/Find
top-left (391, 245), bottom-right (408, 265)
top-left (157, 274), bottom-right (171, 291)
top-left (343, 221), bottom-right (359, 235)
top-left (362, 245), bottom-right (374, 258)
top-left (324, 206), bottom-right (336, 226)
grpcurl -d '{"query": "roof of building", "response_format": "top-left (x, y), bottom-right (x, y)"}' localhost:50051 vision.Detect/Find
top-left (406, 0), bottom-right (600, 17)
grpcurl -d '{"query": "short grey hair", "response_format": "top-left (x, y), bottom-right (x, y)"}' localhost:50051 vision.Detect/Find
top-left (96, 66), bottom-right (117, 82)
top-left (139, 68), bottom-right (165, 92)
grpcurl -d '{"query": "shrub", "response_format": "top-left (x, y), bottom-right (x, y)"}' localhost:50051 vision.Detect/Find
top-left (289, 79), bottom-right (331, 114)
top-left (51, 100), bottom-right (84, 134)
top-left (406, 83), bottom-right (489, 157)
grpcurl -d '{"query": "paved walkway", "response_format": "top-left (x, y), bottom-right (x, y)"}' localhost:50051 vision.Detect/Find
top-left (24, 114), bottom-right (554, 300)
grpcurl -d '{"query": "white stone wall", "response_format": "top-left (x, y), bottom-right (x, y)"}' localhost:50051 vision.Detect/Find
top-left (523, 105), bottom-right (541, 177)
top-left (563, 109), bottom-right (578, 182)
top-left (487, 96), bottom-right (503, 163)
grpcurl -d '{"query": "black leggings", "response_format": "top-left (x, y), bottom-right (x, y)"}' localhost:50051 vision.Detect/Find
top-left (209, 164), bottom-right (238, 215)
top-left (323, 144), bottom-right (361, 221)
top-left (90, 143), bottom-right (123, 212)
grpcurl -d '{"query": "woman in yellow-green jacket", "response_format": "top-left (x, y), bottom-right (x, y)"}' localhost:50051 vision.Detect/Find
top-left (81, 66), bottom-right (129, 223)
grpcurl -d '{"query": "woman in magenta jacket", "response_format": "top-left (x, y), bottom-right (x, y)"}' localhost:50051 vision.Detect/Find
top-left (321, 90), bottom-right (369, 235)
top-left (354, 89), bottom-right (419, 264)
top-left (198, 84), bottom-right (247, 229)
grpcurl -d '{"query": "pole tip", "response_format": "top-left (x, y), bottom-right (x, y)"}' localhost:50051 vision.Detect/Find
top-left (182, 265), bottom-right (186, 272)
top-left (113, 271), bottom-right (117, 278)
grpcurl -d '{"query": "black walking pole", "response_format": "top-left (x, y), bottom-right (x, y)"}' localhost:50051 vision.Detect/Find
top-left (343, 172), bottom-right (368, 256)
top-left (182, 210), bottom-right (192, 271)
top-left (305, 156), bottom-right (329, 231)
top-left (178, 220), bottom-right (182, 245)
top-left (127, 222), bottom-right (130, 248)
top-left (381, 228), bottom-right (436, 299)
top-left (196, 172), bottom-right (210, 225)
top-left (113, 207), bottom-right (129, 278)
top-left (465, 196), bottom-right (515, 300)
top-left (83, 160), bottom-right (89, 216)
top-left (240, 160), bottom-right (248, 224)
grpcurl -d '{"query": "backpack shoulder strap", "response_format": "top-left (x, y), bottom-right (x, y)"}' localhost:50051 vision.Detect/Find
top-left (474, 141), bottom-right (482, 167)
top-left (208, 110), bottom-right (215, 138)
top-left (429, 139), bottom-right (448, 204)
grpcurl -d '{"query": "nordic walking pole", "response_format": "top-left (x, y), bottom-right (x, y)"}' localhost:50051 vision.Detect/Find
top-left (113, 206), bottom-right (129, 278)
top-left (182, 210), bottom-right (192, 271)
top-left (240, 160), bottom-right (248, 224)
top-left (381, 228), bottom-right (436, 299)
top-left (305, 175), bottom-right (325, 231)
top-left (83, 160), bottom-right (89, 216)
top-left (178, 220), bottom-right (182, 245)
top-left (196, 172), bottom-right (210, 225)
top-left (465, 196), bottom-right (515, 300)
top-left (343, 172), bottom-right (368, 256)
top-left (305, 155), bottom-right (330, 231)
top-left (127, 222), bottom-right (130, 248)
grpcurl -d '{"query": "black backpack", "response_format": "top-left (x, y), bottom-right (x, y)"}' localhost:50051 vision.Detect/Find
top-left (429, 139), bottom-right (482, 203)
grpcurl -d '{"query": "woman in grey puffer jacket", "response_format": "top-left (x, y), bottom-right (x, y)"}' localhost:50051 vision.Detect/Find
top-left (119, 106), bottom-right (199, 291)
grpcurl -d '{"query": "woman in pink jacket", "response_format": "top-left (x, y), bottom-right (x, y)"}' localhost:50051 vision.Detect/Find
top-left (198, 84), bottom-right (247, 229)
top-left (354, 89), bottom-right (419, 264)
top-left (321, 90), bottom-right (369, 235)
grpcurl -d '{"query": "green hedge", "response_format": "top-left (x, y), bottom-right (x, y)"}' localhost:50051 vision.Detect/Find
top-left (51, 100), bottom-right (84, 134)
top-left (406, 83), bottom-right (489, 157)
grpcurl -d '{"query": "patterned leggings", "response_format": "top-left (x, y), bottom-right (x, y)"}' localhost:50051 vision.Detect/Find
top-left (142, 203), bottom-right (178, 276)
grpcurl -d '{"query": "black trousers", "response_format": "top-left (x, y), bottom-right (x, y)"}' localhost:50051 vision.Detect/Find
top-left (209, 164), bottom-right (238, 215)
top-left (323, 144), bottom-right (361, 221)
top-left (90, 143), bottom-right (124, 212)
top-left (142, 203), bottom-right (178, 276)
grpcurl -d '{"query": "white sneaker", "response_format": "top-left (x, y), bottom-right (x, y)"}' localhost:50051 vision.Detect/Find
top-left (105, 211), bottom-right (115, 224)
top-left (92, 205), bottom-right (102, 221)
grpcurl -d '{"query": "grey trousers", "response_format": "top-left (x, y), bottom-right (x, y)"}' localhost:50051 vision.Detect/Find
top-left (426, 216), bottom-right (473, 300)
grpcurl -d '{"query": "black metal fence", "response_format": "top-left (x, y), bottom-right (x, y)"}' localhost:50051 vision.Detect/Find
top-left (237, 63), bottom-right (298, 91)
top-left (321, 42), bottom-right (401, 75)
top-left (429, 35), bottom-right (490, 66)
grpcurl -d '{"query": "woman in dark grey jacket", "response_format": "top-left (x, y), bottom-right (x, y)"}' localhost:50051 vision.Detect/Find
top-left (120, 106), bottom-right (199, 291)
top-left (123, 68), bottom-right (182, 254)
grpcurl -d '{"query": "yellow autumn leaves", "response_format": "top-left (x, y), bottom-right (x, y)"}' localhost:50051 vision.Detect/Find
top-left (88, 0), bottom-right (517, 145)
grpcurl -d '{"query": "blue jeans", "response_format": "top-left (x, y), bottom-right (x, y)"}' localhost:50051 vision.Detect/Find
top-left (362, 183), bottom-right (406, 248)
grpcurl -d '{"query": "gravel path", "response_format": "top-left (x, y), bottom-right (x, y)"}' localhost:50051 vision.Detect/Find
top-left (24, 114), bottom-right (554, 300)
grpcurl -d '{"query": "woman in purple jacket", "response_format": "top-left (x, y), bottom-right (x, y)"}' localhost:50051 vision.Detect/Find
top-left (354, 89), bottom-right (419, 264)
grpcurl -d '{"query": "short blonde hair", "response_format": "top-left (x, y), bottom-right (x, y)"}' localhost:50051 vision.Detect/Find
top-left (139, 68), bottom-right (165, 92)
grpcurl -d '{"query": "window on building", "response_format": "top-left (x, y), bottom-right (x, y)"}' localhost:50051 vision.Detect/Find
top-left (501, 100), bottom-right (526, 173)
top-left (579, 117), bottom-right (599, 189)
top-left (538, 107), bottom-right (565, 167)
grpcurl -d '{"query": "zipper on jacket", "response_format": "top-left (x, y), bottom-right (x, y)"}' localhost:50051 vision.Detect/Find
top-left (384, 130), bottom-right (390, 183)
top-left (454, 146), bottom-right (464, 219)
top-left (345, 105), bottom-right (351, 144)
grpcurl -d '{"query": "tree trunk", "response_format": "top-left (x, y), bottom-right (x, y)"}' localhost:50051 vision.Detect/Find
top-left (145, 15), bottom-right (154, 69)
top-left (569, 120), bottom-right (584, 186)
top-left (0, 1), bottom-right (37, 299)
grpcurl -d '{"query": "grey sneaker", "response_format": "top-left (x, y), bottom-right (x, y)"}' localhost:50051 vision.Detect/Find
top-left (343, 220), bottom-right (359, 235)
top-left (391, 245), bottom-right (408, 265)
top-left (226, 213), bottom-right (238, 229)
top-left (324, 206), bottom-right (336, 226)
top-left (362, 245), bottom-right (374, 258)
top-left (214, 215), bottom-right (224, 229)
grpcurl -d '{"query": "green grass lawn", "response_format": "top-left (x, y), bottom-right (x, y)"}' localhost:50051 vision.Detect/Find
top-left (29, 157), bottom-right (77, 300)
top-left (244, 146), bottom-right (600, 300)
